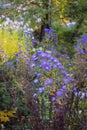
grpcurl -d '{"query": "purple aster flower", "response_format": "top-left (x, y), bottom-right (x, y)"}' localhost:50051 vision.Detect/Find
top-left (49, 27), bottom-right (54, 33)
top-left (34, 71), bottom-right (41, 76)
top-left (73, 87), bottom-right (77, 92)
top-left (38, 87), bottom-right (45, 93)
top-left (40, 60), bottom-right (51, 71)
top-left (40, 59), bottom-right (48, 65)
top-left (83, 74), bottom-right (87, 77)
top-left (69, 78), bottom-right (74, 82)
top-left (44, 28), bottom-right (49, 32)
top-left (36, 18), bottom-right (41, 23)
top-left (48, 35), bottom-right (51, 39)
top-left (32, 54), bottom-right (36, 58)
top-left (61, 85), bottom-right (67, 89)
top-left (51, 96), bottom-right (56, 101)
top-left (56, 85), bottom-right (66, 97)
top-left (33, 93), bottom-right (37, 97)
top-left (30, 62), bottom-right (36, 68)
top-left (31, 54), bottom-right (38, 61)
top-left (38, 52), bottom-right (46, 58)
top-left (79, 35), bottom-right (87, 43)
top-left (56, 90), bottom-right (63, 97)
top-left (15, 59), bottom-right (19, 64)
top-left (55, 62), bottom-right (61, 66)
top-left (68, 64), bottom-right (72, 66)
top-left (6, 61), bottom-right (14, 69)
top-left (61, 71), bottom-right (70, 77)
top-left (43, 64), bottom-right (51, 71)
top-left (33, 79), bottom-right (38, 83)
top-left (52, 33), bottom-right (57, 36)
top-left (58, 64), bottom-right (64, 70)
top-left (80, 92), bottom-right (87, 98)
top-left (37, 50), bottom-right (42, 55)
top-left (51, 57), bottom-right (59, 63)
top-left (78, 49), bottom-right (85, 55)
top-left (50, 57), bottom-right (55, 61)
top-left (53, 64), bottom-right (58, 68)
top-left (24, 52), bottom-right (27, 55)
top-left (6, 61), bottom-right (12, 65)
top-left (45, 78), bottom-right (53, 85)
top-left (74, 91), bottom-right (87, 99)
top-left (66, 55), bottom-right (70, 59)
top-left (0, 50), bottom-right (4, 53)
top-left (42, 36), bottom-right (46, 39)
top-left (63, 78), bottom-right (69, 84)
top-left (15, 50), bottom-right (22, 57)
top-left (45, 50), bottom-right (52, 57)
top-left (26, 58), bottom-right (30, 65)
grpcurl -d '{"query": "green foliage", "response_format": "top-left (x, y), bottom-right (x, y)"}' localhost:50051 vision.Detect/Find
top-left (0, 82), bottom-right (12, 110)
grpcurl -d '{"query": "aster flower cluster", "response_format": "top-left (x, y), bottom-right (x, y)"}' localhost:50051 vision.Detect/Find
top-left (75, 35), bottom-right (87, 55)
top-left (0, 15), bottom-right (33, 32)
top-left (42, 27), bottom-right (57, 49)
top-left (73, 35), bottom-right (87, 99)
top-left (29, 48), bottom-right (74, 97)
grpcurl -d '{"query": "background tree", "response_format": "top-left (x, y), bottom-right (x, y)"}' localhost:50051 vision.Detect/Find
top-left (0, 0), bottom-right (87, 42)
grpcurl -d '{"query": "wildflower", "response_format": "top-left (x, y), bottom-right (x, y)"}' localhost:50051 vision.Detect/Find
top-left (44, 28), bottom-right (49, 32)
top-left (26, 58), bottom-right (30, 65)
top-left (45, 78), bottom-right (53, 85)
top-left (61, 85), bottom-right (67, 89)
top-left (43, 64), bottom-right (51, 71)
top-left (79, 35), bottom-right (87, 43)
top-left (74, 91), bottom-right (87, 99)
top-left (56, 90), bottom-right (63, 97)
top-left (30, 62), bottom-right (36, 68)
top-left (42, 36), bottom-right (46, 39)
top-left (61, 71), bottom-right (70, 77)
top-left (51, 57), bottom-right (59, 63)
top-left (15, 51), bottom-right (22, 57)
top-left (33, 93), bottom-right (37, 98)
top-left (58, 64), bottom-right (64, 70)
top-left (15, 59), bottom-right (19, 64)
top-left (80, 92), bottom-right (87, 98)
top-left (45, 50), bottom-right (52, 57)
top-left (69, 78), bottom-right (74, 83)
top-left (33, 79), bottom-right (38, 83)
top-left (6, 61), bottom-right (12, 65)
top-left (0, 50), bottom-right (4, 53)
top-left (40, 59), bottom-right (48, 65)
top-left (34, 71), bottom-right (41, 76)
top-left (63, 78), bottom-right (69, 84)
top-left (38, 52), bottom-right (46, 58)
top-left (83, 74), bottom-right (87, 77)
top-left (78, 49), bottom-right (85, 55)
top-left (73, 87), bottom-right (77, 92)
top-left (51, 96), bottom-right (56, 101)
top-left (31, 54), bottom-right (38, 61)
top-left (68, 63), bottom-right (72, 66)
top-left (38, 87), bottom-right (45, 93)
top-left (53, 64), bottom-right (58, 68)
top-left (24, 52), bottom-right (27, 55)
top-left (50, 57), bottom-right (55, 61)
top-left (36, 18), bottom-right (41, 23)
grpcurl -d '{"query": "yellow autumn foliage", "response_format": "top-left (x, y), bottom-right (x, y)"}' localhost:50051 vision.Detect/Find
top-left (0, 29), bottom-right (25, 62)
top-left (0, 110), bottom-right (16, 123)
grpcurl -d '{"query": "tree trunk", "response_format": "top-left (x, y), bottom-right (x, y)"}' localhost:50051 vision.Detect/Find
top-left (39, 0), bottom-right (52, 42)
